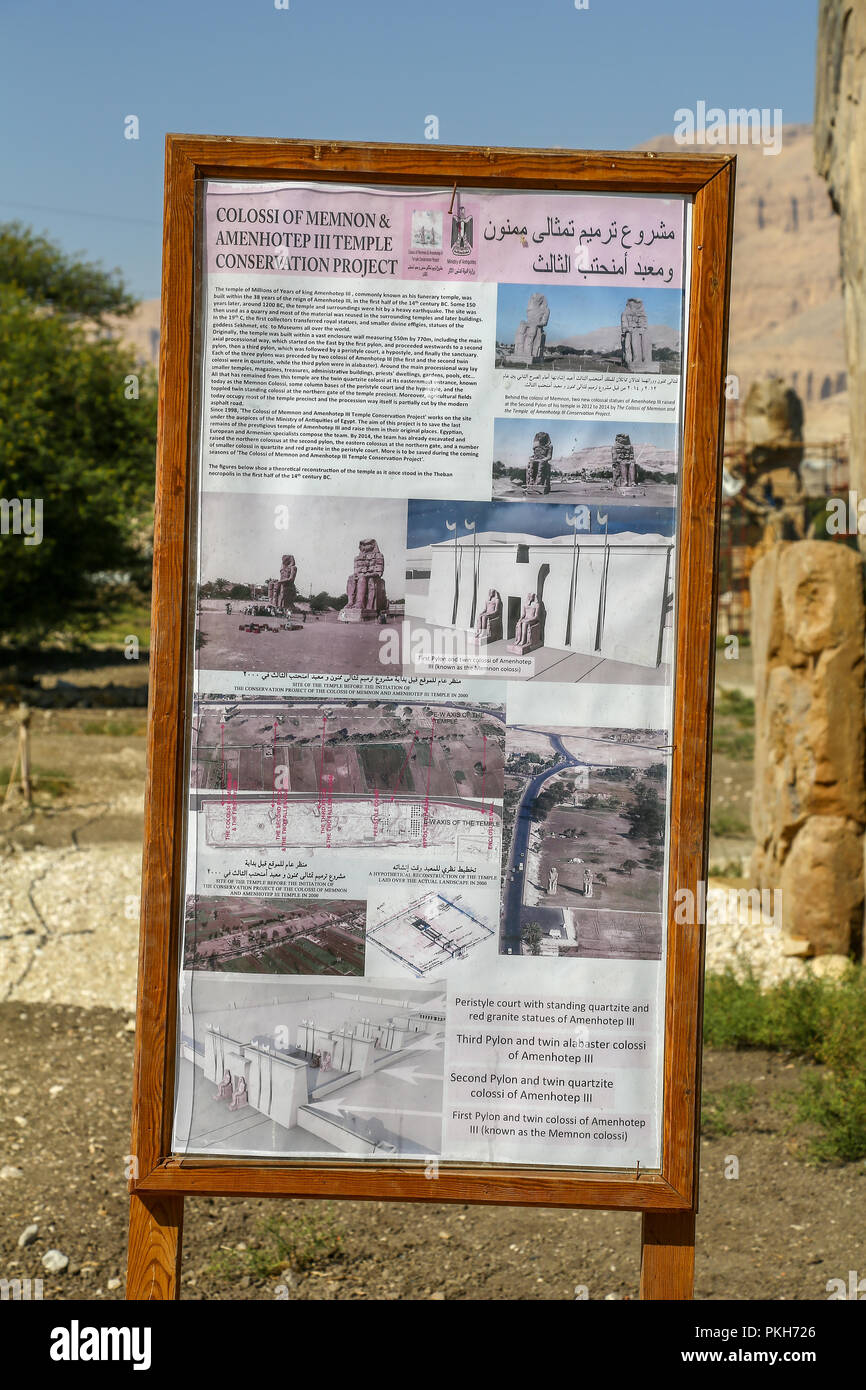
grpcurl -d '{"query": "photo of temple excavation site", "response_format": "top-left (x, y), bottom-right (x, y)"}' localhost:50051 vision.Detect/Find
top-left (492, 419), bottom-right (678, 506)
top-left (405, 501), bottom-right (674, 684)
top-left (500, 723), bottom-right (668, 960)
top-left (195, 792), bottom-right (501, 863)
top-left (494, 284), bottom-right (682, 373)
top-left (194, 493), bottom-right (406, 675)
top-left (191, 694), bottom-right (505, 801)
top-left (366, 891), bottom-right (495, 978)
top-left (174, 977), bottom-right (445, 1158)
top-left (183, 896), bottom-right (366, 975)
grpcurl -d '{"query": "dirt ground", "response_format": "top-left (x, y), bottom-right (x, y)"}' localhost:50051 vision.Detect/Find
top-left (1, 656), bottom-right (863, 1301)
top-left (491, 478), bottom-right (676, 506)
top-left (2, 1005), bottom-right (862, 1301)
top-left (196, 609), bottom-right (402, 676)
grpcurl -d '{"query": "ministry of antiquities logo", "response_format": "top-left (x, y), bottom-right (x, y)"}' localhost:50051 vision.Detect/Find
top-left (451, 203), bottom-right (473, 256)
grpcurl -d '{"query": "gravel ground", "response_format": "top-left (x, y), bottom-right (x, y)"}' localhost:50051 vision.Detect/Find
top-left (0, 708), bottom-right (145, 1012)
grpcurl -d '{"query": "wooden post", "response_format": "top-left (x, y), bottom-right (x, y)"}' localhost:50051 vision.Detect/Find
top-left (18, 704), bottom-right (31, 805)
top-left (639, 1209), bottom-right (696, 1299)
top-left (126, 1192), bottom-right (184, 1300)
top-left (4, 703), bottom-right (31, 807)
top-left (3, 741), bottom-right (21, 806)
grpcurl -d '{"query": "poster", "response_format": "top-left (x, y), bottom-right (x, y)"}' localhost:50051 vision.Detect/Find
top-left (172, 178), bottom-right (690, 1169)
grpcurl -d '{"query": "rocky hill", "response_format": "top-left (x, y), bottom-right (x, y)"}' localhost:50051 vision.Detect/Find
top-left (556, 324), bottom-right (680, 354)
top-left (556, 443), bottom-right (676, 477)
top-left (641, 124), bottom-right (847, 443)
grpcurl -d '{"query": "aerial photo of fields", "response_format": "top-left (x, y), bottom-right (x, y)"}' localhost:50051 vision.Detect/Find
top-left (500, 724), bottom-right (669, 960)
top-left (191, 696), bottom-right (505, 801)
top-left (183, 895), bottom-right (366, 975)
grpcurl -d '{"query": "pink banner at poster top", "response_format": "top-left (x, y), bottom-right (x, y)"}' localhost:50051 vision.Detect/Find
top-left (205, 182), bottom-right (684, 290)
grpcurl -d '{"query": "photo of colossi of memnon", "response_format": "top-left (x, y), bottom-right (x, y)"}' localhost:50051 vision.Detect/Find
top-left (195, 494), bottom-right (406, 676)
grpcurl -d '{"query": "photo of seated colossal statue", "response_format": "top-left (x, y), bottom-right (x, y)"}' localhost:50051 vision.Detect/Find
top-left (275, 553), bottom-right (297, 610)
top-left (513, 292), bottom-right (550, 363)
top-left (508, 591), bottom-right (545, 654)
top-left (620, 298), bottom-right (653, 372)
top-left (526, 431), bottom-right (553, 493)
top-left (341, 538), bottom-right (388, 621)
top-left (473, 588), bottom-right (503, 643)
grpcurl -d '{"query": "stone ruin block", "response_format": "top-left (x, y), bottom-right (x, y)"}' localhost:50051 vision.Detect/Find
top-left (749, 540), bottom-right (865, 956)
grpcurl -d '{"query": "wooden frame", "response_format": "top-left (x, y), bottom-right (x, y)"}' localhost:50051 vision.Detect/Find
top-left (128, 135), bottom-right (735, 1300)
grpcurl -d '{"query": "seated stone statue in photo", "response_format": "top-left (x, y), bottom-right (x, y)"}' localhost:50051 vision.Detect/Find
top-left (513, 292), bottom-right (550, 363)
top-left (213, 1069), bottom-right (232, 1101)
top-left (340, 538), bottom-right (388, 622)
top-left (508, 592), bottom-right (545, 654)
top-left (620, 297), bottom-right (655, 372)
top-left (611, 433), bottom-right (637, 488)
top-left (275, 554), bottom-right (297, 611)
top-left (228, 1076), bottom-right (248, 1111)
top-left (526, 431), bottom-right (553, 494)
top-left (472, 588), bottom-right (503, 644)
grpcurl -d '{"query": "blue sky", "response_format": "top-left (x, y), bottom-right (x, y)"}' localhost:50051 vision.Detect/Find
top-left (407, 500), bottom-right (675, 546)
top-left (0, 0), bottom-right (817, 299)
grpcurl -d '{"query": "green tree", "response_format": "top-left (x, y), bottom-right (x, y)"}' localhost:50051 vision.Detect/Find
top-left (0, 223), bottom-right (137, 321)
top-left (0, 223), bottom-right (157, 641)
top-left (623, 778), bottom-right (666, 844)
top-left (309, 590), bottom-right (346, 613)
top-left (521, 920), bottom-right (543, 956)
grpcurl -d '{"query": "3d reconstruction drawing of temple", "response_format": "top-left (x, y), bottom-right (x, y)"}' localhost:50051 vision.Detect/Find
top-left (175, 984), bottom-right (445, 1158)
top-left (412, 532), bottom-right (674, 669)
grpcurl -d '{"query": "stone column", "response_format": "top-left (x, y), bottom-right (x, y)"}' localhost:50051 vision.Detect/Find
top-left (816, 0), bottom-right (866, 512)
top-left (750, 541), bottom-right (865, 959)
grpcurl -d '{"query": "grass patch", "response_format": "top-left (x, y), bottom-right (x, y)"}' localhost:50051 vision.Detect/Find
top-left (715, 689), bottom-right (755, 724)
top-left (712, 726), bottom-right (755, 759)
top-left (704, 970), bottom-right (828, 1053)
top-left (704, 967), bottom-right (866, 1162)
top-left (81, 718), bottom-right (145, 737)
top-left (75, 600), bottom-right (151, 652)
top-left (701, 1082), bottom-right (756, 1138)
top-left (0, 765), bottom-right (73, 798)
top-left (710, 807), bottom-right (750, 838)
top-left (712, 689), bottom-right (756, 760)
top-left (209, 1207), bottom-right (345, 1283)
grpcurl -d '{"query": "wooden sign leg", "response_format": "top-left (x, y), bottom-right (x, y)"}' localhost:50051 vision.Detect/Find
top-left (639, 1209), bottom-right (696, 1299)
top-left (127, 1193), bottom-right (184, 1300)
